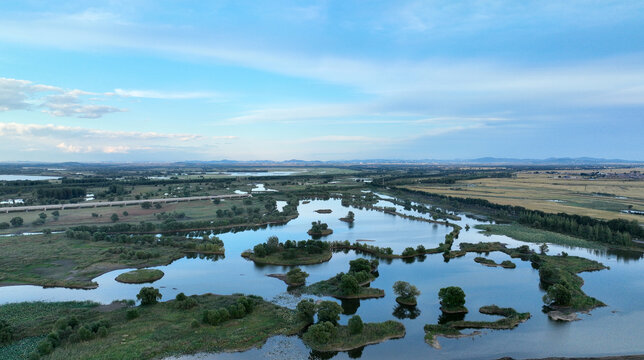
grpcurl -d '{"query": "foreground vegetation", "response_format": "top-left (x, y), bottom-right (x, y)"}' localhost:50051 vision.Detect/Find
top-left (0, 293), bottom-right (307, 360)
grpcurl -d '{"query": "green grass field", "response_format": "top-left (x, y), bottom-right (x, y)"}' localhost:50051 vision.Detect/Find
top-left (475, 223), bottom-right (605, 249)
top-left (0, 234), bottom-right (186, 288)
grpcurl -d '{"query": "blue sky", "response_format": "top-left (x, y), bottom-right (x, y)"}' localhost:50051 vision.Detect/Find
top-left (0, 0), bottom-right (643, 161)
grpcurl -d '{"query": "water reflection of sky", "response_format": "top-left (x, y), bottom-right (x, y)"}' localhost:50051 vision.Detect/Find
top-left (1, 197), bottom-right (642, 359)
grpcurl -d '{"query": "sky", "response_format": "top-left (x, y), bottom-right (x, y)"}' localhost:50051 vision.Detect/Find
top-left (0, 0), bottom-right (643, 162)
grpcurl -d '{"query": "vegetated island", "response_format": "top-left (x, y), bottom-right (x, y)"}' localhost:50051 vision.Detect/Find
top-left (474, 257), bottom-right (516, 269)
top-left (301, 258), bottom-right (384, 299)
top-left (339, 211), bottom-right (355, 223)
top-left (307, 220), bottom-right (333, 237)
top-left (425, 305), bottom-right (531, 349)
top-left (115, 269), bottom-right (164, 284)
top-left (0, 292), bottom-right (308, 360)
top-left (267, 267), bottom-right (309, 287)
top-left (393, 281), bottom-right (420, 306)
top-left (315, 209), bottom-right (333, 214)
top-left (296, 299), bottom-right (405, 352)
top-left (241, 236), bottom-right (332, 265)
top-left (459, 241), bottom-right (608, 316)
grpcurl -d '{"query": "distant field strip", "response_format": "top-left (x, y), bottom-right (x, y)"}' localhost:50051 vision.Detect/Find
top-left (0, 193), bottom-right (250, 213)
top-left (407, 171), bottom-right (644, 221)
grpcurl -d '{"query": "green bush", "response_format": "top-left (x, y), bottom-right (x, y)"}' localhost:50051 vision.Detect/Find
top-left (543, 283), bottom-right (572, 306)
top-left (348, 315), bottom-right (364, 334)
top-left (0, 319), bottom-right (13, 344)
top-left (137, 287), bottom-right (162, 306)
top-left (340, 274), bottom-right (360, 295)
top-left (438, 286), bottom-right (466, 309)
top-left (126, 308), bottom-right (140, 320)
top-left (303, 321), bottom-right (336, 344)
top-left (296, 299), bottom-right (316, 323)
top-left (317, 301), bottom-right (342, 325)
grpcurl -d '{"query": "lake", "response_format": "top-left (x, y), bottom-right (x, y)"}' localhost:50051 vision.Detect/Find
top-left (0, 175), bottom-right (61, 181)
top-left (1, 197), bottom-right (642, 359)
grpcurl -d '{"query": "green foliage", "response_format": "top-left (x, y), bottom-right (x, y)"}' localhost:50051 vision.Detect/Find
top-left (543, 283), bottom-right (572, 306)
top-left (348, 315), bottom-right (364, 334)
top-left (296, 299), bottom-right (316, 323)
top-left (0, 319), bottom-right (13, 344)
top-left (285, 267), bottom-right (309, 285)
top-left (303, 321), bottom-right (336, 345)
top-left (126, 308), bottom-right (140, 320)
top-left (340, 274), bottom-right (360, 295)
top-left (137, 287), bottom-right (162, 306)
top-left (316, 301), bottom-right (343, 325)
top-left (393, 281), bottom-right (420, 301)
top-left (349, 258), bottom-right (371, 273)
top-left (438, 286), bottom-right (466, 309)
top-left (10, 216), bottom-right (23, 227)
top-left (110, 213), bottom-right (119, 222)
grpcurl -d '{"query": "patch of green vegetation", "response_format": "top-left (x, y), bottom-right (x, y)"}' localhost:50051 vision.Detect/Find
top-left (0, 335), bottom-right (44, 359)
top-left (307, 220), bottom-right (333, 237)
top-left (303, 320), bottom-right (405, 351)
top-left (475, 223), bottom-right (605, 250)
top-left (302, 258), bottom-right (383, 299)
top-left (115, 269), bottom-right (164, 284)
top-left (1, 294), bottom-right (307, 360)
top-left (242, 237), bottom-right (332, 265)
top-left (532, 253), bottom-right (607, 311)
top-left (473, 257), bottom-right (516, 269)
top-left (0, 234), bottom-right (189, 288)
top-left (424, 305), bottom-right (530, 348)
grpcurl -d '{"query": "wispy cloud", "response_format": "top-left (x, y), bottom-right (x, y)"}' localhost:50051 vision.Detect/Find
top-left (109, 89), bottom-right (222, 100)
top-left (0, 122), bottom-right (236, 155)
top-left (0, 78), bottom-right (124, 118)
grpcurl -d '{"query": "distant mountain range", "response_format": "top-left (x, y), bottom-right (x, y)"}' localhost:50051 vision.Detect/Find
top-left (1, 157), bottom-right (642, 167)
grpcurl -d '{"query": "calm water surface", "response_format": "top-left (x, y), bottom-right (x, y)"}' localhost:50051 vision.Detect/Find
top-left (1, 198), bottom-right (643, 359)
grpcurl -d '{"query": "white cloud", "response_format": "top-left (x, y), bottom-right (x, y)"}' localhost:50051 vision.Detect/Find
top-left (110, 89), bottom-right (221, 100)
top-left (0, 77), bottom-right (124, 118)
top-left (0, 122), bottom-right (236, 156)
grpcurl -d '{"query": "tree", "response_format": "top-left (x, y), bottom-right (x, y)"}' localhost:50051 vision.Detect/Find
top-left (122, 211), bottom-right (129, 216)
top-left (543, 283), bottom-right (572, 306)
top-left (110, 213), bottom-right (119, 222)
top-left (286, 267), bottom-right (309, 285)
top-left (393, 281), bottom-right (420, 303)
top-left (52, 210), bottom-right (59, 217)
top-left (266, 236), bottom-right (280, 252)
top-left (438, 286), bottom-right (466, 309)
top-left (304, 321), bottom-right (336, 344)
top-left (317, 301), bottom-right (342, 325)
top-left (10, 217), bottom-right (23, 227)
top-left (141, 201), bottom-right (152, 209)
top-left (296, 299), bottom-right (316, 323)
top-left (39, 213), bottom-right (47, 220)
top-left (0, 319), bottom-right (13, 344)
top-left (349, 258), bottom-right (371, 273)
top-left (340, 274), bottom-right (360, 295)
top-left (348, 315), bottom-right (363, 334)
top-left (137, 287), bottom-right (162, 305)
top-left (539, 243), bottom-right (549, 255)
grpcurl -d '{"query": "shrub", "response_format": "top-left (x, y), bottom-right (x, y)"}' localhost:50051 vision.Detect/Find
top-left (126, 308), bottom-right (140, 320)
top-left (317, 301), bottom-right (343, 325)
top-left (191, 319), bottom-right (200, 328)
top-left (10, 216), bottom-right (23, 227)
top-left (77, 326), bottom-right (93, 341)
top-left (402, 247), bottom-right (416, 257)
top-left (348, 315), bottom-right (364, 334)
top-left (340, 274), bottom-right (360, 295)
top-left (286, 267), bottom-right (309, 285)
top-left (349, 258), bottom-right (371, 273)
top-left (393, 281), bottom-right (420, 301)
top-left (304, 321), bottom-right (336, 344)
top-left (176, 292), bottom-right (188, 301)
top-left (97, 326), bottom-right (108, 338)
top-left (543, 283), bottom-right (572, 306)
top-left (0, 222), bottom-right (9, 229)
top-left (438, 286), bottom-right (466, 309)
top-left (137, 287), bottom-right (162, 306)
top-left (0, 319), bottom-right (13, 344)
top-left (37, 339), bottom-right (54, 355)
top-left (296, 299), bottom-right (316, 323)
